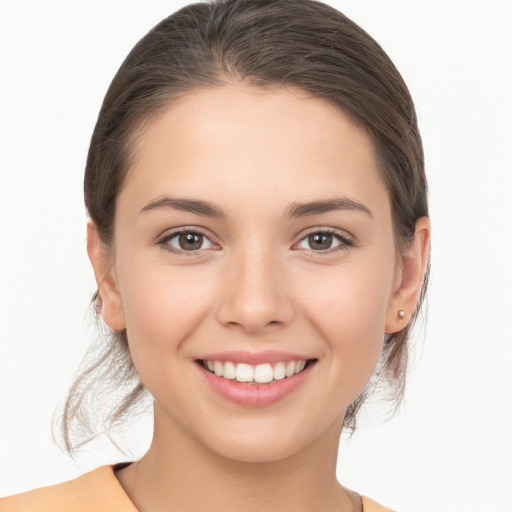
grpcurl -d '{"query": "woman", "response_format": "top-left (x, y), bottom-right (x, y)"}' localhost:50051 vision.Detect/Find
top-left (0, 0), bottom-right (430, 510)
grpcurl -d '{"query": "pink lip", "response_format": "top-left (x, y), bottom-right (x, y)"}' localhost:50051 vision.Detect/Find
top-left (198, 350), bottom-right (310, 365)
top-left (197, 360), bottom-right (315, 407)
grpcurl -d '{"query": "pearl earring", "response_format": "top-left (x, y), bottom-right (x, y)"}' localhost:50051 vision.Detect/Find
top-left (397, 310), bottom-right (406, 319)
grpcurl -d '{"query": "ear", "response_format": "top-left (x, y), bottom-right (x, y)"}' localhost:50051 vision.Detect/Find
top-left (86, 220), bottom-right (126, 331)
top-left (385, 217), bottom-right (431, 333)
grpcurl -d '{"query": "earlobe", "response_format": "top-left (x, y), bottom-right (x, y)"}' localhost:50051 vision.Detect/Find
top-left (385, 217), bottom-right (431, 333)
top-left (86, 220), bottom-right (126, 331)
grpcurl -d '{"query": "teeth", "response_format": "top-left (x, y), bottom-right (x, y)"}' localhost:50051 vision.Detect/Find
top-left (235, 363), bottom-right (254, 382)
top-left (203, 359), bottom-right (309, 384)
top-left (295, 360), bottom-right (306, 374)
top-left (254, 363), bottom-right (273, 384)
top-left (213, 361), bottom-right (223, 377)
top-left (273, 362), bottom-right (286, 380)
top-left (285, 361), bottom-right (296, 378)
top-left (223, 361), bottom-right (236, 380)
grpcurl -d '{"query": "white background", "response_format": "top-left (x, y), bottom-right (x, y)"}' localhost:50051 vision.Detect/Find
top-left (1, 1), bottom-right (511, 511)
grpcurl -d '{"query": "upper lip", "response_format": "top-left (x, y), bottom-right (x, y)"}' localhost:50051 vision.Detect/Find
top-left (197, 350), bottom-right (314, 365)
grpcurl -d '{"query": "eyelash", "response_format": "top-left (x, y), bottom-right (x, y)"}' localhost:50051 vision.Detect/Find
top-left (157, 228), bottom-right (217, 255)
top-left (295, 228), bottom-right (354, 255)
top-left (157, 228), bottom-right (354, 256)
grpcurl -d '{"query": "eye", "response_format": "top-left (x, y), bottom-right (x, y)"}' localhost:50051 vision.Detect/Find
top-left (159, 230), bottom-right (215, 253)
top-left (296, 230), bottom-right (352, 252)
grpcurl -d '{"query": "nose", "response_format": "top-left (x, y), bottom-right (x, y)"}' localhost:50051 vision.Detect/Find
top-left (215, 249), bottom-right (295, 334)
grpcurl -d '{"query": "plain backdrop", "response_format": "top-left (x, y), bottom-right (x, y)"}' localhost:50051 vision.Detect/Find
top-left (1, 1), bottom-right (511, 511)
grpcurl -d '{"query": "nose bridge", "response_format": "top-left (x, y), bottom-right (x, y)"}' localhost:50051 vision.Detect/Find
top-left (216, 242), bottom-right (294, 333)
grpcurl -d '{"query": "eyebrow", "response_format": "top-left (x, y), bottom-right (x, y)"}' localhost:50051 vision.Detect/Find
top-left (285, 198), bottom-right (373, 218)
top-left (139, 195), bottom-right (372, 219)
top-left (139, 196), bottom-right (226, 218)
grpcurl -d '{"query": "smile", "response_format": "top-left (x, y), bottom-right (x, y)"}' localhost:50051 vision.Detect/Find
top-left (197, 355), bottom-right (317, 406)
top-left (200, 359), bottom-right (311, 384)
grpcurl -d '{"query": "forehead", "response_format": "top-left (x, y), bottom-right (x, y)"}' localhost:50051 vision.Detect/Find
top-left (121, 84), bottom-right (388, 216)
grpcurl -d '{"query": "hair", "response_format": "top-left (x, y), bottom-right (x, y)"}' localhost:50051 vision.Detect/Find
top-left (58, 0), bottom-right (428, 454)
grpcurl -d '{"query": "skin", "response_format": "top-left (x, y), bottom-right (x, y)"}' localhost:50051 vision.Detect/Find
top-left (88, 83), bottom-right (430, 512)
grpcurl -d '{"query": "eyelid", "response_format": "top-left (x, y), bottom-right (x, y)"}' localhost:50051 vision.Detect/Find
top-left (157, 226), bottom-right (220, 254)
top-left (155, 225), bottom-right (354, 256)
top-left (293, 227), bottom-right (355, 253)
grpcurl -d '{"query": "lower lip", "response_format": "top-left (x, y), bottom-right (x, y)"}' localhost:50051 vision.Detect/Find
top-left (198, 362), bottom-right (313, 407)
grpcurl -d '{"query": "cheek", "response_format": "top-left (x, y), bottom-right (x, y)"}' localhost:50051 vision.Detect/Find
top-left (302, 260), bottom-right (393, 336)
top-left (115, 256), bottom-right (216, 373)
top-left (300, 261), bottom-right (395, 395)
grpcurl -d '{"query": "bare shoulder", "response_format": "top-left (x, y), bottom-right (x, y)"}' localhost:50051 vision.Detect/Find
top-left (361, 495), bottom-right (397, 512)
top-left (0, 466), bottom-right (137, 512)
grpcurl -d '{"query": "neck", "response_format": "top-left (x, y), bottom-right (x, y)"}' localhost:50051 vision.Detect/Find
top-left (115, 404), bottom-right (358, 512)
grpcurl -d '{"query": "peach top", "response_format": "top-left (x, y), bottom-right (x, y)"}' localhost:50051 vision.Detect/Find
top-left (0, 464), bottom-right (396, 512)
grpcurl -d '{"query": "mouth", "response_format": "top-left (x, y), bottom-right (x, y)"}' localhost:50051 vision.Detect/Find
top-left (197, 358), bottom-right (317, 384)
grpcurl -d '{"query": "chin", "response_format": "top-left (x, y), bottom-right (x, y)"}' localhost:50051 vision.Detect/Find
top-left (198, 416), bottom-right (337, 464)
top-left (210, 435), bottom-right (304, 464)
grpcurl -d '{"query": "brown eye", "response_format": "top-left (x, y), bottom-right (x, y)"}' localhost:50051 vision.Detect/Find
top-left (297, 230), bottom-right (351, 252)
top-left (164, 231), bottom-right (214, 252)
top-left (179, 232), bottom-right (203, 250)
top-left (308, 233), bottom-right (333, 250)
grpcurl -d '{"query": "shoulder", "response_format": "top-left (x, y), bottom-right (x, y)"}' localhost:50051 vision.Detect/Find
top-left (0, 465), bottom-right (138, 512)
top-left (361, 495), bottom-right (397, 512)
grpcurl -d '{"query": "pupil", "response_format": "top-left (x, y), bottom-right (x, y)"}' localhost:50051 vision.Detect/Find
top-left (310, 233), bottom-right (332, 250)
top-left (179, 232), bottom-right (202, 250)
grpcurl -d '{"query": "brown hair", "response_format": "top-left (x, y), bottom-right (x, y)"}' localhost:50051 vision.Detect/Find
top-left (59, 0), bottom-right (428, 454)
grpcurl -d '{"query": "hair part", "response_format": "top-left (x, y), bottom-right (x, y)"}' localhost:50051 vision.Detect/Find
top-left (59, 0), bottom-right (428, 454)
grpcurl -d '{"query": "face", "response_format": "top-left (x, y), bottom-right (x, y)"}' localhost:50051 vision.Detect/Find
top-left (95, 84), bottom-right (407, 462)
